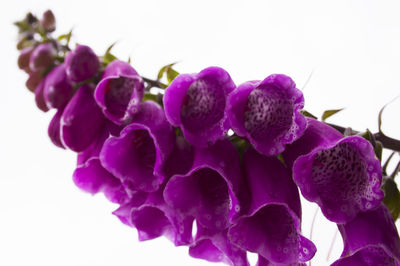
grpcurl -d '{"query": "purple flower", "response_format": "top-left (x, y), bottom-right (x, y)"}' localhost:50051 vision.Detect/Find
top-left (164, 139), bottom-right (243, 231)
top-left (100, 101), bottom-right (175, 192)
top-left (65, 45), bottom-right (100, 82)
top-left (283, 118), bottom-right (343, 169)
top-left (113, 186), bottom-right (194, 246)
top-left (94, 60), bottom-right (144, 125)
top-left (43, 64), bottom-right (74, 109)
top-left (29, 43), bottom-right (56, 72)
top-left (48, 108), bottom-right (65, 149)
top-left (228, 147), bottom-right (316, 265)
top-left (73, 158), bottom-right (129, 204)
top-left (74, 128), bottom-right (129, 204)
top-left (189, 223), bottom-right (249, 266)
top-left (18, 46), bottom-right (34, 73)
top-left (332, 204), bottom-right (400, 265)
top-left (163, 66), bottom-right (235, 147)
top-left (60, 84), bottom-right (105, 152)
top-left (226, 74), bottom-right (306, 156)
top-left (291, 127), bottom-right (383, 223)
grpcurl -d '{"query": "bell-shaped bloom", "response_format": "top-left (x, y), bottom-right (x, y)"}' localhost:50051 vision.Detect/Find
top-left (228, 147), bottom-right (316, 265)
top-left (48, 109), bottom-right (65, 149)
top-left (34, 79), bottom-right (49, 112)
top-left (65, 45), bottom-right (100, 82)
top-left (25, 71), bottom-right (42, 92)
top-left (332, 204), bottom-right (400, 265)
top-left (164, 139), bottom-right (244, 231)
top-left (60, 84), bottom-right (105, 152)
top-left (18, 46), bottom-right (34, 73)
top-left (43, 64), bottom-right (74, 109)
top-left (95, 60), bottom-right (145, 125)
top-left (283, 118), bottom-right (343, 169)
top-left (189, 222), bottom-right (249, 266)
top-left (226, 74), bottom-right (306, 156)
top-left (100, 101), bottom-right (175, 192)
top-left (29, 43), bottom-right (56, 72)
top-left (163, 66), bottom-right (236, 147)
top-left (74, 128), bottom-right (129, 204)
top-left (113, 186), bottom-right (194, 246)
top-left (292, 130), bottom-right (384, 223)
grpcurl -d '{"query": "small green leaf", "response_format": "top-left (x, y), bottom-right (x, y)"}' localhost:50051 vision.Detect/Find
top-left (142, 93), bottom-right (158, 103)
top-left (374, 141), bottom-right (383, 162)
top-left (57, 29), bottom-right (73, 45)
top-left (105, 42), bottom-right (117, 55)
top-left (378, 96), bottom-right (399, 135)
top-left (383, 152), bottom-right (396, 176)
top-left (321, 108), bottom-right (344, 121)
top-left (390, 160), bottom-right (400, 179)
top-left (300, 110), bottom-right (317, 119)
top-left (383, 177), bottom-right (400, 220)
top-left (103, 52), bottom-right (117, 65)
top-left (166, 68), bottom-right (179, 84)
top-left (157, 62), bottom-right (179, 84)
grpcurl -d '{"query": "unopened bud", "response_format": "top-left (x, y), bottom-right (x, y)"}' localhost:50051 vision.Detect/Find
top-left (41, 10), bottom-right (56, 32)
top-left (29, 43), bottom-right (56, 72)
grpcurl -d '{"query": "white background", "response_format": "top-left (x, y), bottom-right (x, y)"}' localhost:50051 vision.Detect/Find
top-left (1, 0), bottom-right (400, 265)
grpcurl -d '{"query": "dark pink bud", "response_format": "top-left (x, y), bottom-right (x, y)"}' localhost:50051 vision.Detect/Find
top-left (18, 46), bottom-right (34, 73)
top-left (29, 43), bottom-right (56, 72)
top-left (40, 10), bottom-right (56, 32)
top-left (65, 45), bottom-right (100, 82)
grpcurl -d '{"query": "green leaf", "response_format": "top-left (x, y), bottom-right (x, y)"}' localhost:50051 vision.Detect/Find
top-left (166, 68), bottom-right (179, 84)
top-left (57, 29), bottom-right (73, 45)
top-left (383, 152), bottom-right (396, 176)
top-left (105, 42), bottom-right (117, 55)
top-left (103, 52), bottom-right (117, 65)
top-left (378, 96), bottom-right (399, 135)
top-left (142, 93), bottom-right (158, 103)
top-left (300, 110), bottom-right (317, 119)
top-left (383, 177), bottom-right (400, 221)
top-left (157, 62), bottom-right (179, 84)
top-left (321, 108), bottom-right (344, 121)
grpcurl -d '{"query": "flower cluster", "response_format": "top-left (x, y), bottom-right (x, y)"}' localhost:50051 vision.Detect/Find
top-left (15, 10), bottom-right (400, 266)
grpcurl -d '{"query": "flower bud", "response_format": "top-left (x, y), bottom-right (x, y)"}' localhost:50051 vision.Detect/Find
top-left (60, 84), bottom-right (105, 152)
top-left (18, 46), bottom-right (34, 73)
top-left (43, 64), bottom-right (74, 109)
top-left (25, 70), bottom-right (42, 92)
top-left (65, 45), bottom-right (100, 82)
top-left (40, 10), bottom-right (56, 32)
top-left (29, 43), bottom-right (56, 72)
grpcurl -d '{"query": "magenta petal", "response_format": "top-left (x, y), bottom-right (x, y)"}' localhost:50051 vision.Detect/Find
top-left (61, 84), bottom-right (105, 152)
top-left (189, 223), bottom-right (249, 266)
top-left (333, 204), bottom-right (400, 265)
top-left (73, 158), bottom-right (128, 204)
top-left (43, 64), bottom-right (74, 109)
top-left (164, 139), bottom-right (243, 230)
top-left (228, 147), bottom-right (315, 265)
top-left (94, 60), bottom-right (144, 125)
top-left (163, 67), bottom-right (236, 147)
top-left (283, 118), bottom-right (343, 169)
top-left (100, 101), bottom-right (174, 192)
top-left (293, 135), bottom-right (384, 223)
top-left (77, 127), bottom-right (109, 165)
top-left (65, 45), bottom-right (100, 82)
top-left (226, 74), bottom-right (306, 156)
top-left (48, 109), bottom-right (65, 149)
top-left (113, 188), bottom-right (194, 246)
